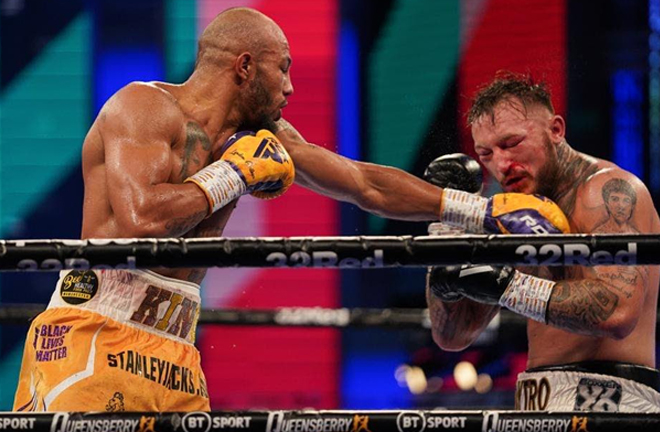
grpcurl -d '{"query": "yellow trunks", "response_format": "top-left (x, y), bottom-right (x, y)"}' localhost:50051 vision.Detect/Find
top-left (13, 269), bottom-right (209, 412)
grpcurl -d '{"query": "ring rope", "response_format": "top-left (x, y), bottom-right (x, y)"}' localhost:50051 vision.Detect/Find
top-left (0, 304), bottom-right (529, 328)
top-left (0, 234), bottom-right (649, 271)
top-left (3, 304), bottom-right (659, 329)
top-left (1, 409), bottom-right (658, 432)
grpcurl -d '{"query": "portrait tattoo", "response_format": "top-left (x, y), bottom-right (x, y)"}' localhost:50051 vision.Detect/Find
top-left (593, 178), bottom-right (638, 233)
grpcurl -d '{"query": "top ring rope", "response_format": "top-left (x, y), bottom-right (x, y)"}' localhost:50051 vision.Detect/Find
top-left (0, 233), bottom-right (649, 271)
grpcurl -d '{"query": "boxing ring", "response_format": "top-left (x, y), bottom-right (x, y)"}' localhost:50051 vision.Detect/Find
top-left (0, 234), bottom-right (658, 431)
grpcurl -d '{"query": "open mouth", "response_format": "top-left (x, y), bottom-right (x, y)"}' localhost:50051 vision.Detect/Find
top-left (504, 176), bottom-right (526, 191)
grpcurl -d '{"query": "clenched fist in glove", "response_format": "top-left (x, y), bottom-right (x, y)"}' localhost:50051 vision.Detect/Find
top-left (427, 263), bottom-right (557, 324)
top-left (424, 153), bottom-right (483, 194)
top-left (425, 153), bottom-right (483, 236)
top-left (185, 130), bottom-right (295, 215)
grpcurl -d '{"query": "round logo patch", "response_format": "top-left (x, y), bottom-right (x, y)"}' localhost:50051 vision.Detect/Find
top-left (60, 270), bottom-right (99, 304)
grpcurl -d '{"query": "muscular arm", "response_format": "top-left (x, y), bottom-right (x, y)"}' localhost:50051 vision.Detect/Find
top-left (275, 119), bottom-right (441, 220)
top-left (426, 288), bottom-right (499, 351)
top-left (545, 171), bottom-right (657, 339)
top-left (92, 83), bottom-right (209, 238)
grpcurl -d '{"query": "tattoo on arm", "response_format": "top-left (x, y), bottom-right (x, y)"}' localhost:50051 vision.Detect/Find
top-left (164, 211), bottom-right (207, 236)
top-left (598, 270), bottom-right (639, 299)
top-left (429, 301), bottom-right (461, 341)
top-left (180, 122), bottom-right (212, 179)
top-left (547, 279), bottom-right (618, 332)
top-left (429, 297), bottom-right (496, 343)
top-left (545, 177), bottom-right (649, 335)
top-left (186, 268), bottom-right (207, 284)
top-left (275, 118), bottom-right (295, 133)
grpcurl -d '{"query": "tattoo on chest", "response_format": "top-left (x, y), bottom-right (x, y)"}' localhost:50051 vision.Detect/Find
top-left (180, 122), bottom-right (212, 179)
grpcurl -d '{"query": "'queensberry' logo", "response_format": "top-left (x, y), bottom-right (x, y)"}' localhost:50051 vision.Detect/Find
top-left (50, 413), bottom-right (139, 432)
top-left (266, 414), bottom-right (371, 432)
top-left (266, 250), bottom-right (384, 268)
top-left (515, 242), bottom-right (637, 266)
top-left (481, 412), bottom-right (573, 432)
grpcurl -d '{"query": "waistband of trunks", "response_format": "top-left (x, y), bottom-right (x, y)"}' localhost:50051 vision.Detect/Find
top-left (47, 269), bottom-right (201, 344)
top-left (526, 361), bottom-right (660, 392)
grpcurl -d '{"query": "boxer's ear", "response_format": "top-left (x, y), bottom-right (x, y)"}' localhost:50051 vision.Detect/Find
top-left (549, 115), bottom-right (565, 144)
top-left (234, 52), bottom-right (255, 84)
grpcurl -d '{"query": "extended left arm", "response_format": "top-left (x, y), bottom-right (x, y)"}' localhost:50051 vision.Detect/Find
top-left (275, 119), bottom-right (441, 221)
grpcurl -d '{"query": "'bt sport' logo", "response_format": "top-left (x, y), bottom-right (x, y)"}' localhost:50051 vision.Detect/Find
top-left (397, 412), bottom-right (467, 432)
top-left (182, 412), bottom-right (253, 432)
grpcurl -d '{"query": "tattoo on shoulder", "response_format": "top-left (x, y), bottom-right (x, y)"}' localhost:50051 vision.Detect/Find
top-left (180, 122), bottom-right (212, 179)
top-left (547, 279), bottom-right (618, 331)
top-left (592, 178), bottom-right (639, 233)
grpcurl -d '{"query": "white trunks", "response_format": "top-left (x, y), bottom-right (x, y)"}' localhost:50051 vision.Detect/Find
top-left (516, 361), bottom-right (660, 412)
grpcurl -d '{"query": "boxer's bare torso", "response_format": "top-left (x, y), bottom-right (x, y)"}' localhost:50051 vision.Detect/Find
top-left (81, 82), bottom-right (237, 284)
top-left (527, 157), bottom-right (660, 368)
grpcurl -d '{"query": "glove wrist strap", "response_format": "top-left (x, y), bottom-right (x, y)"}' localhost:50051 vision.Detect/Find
top-left (185, 160), bottom-right (247, 215)
top-left (440, 189), bottom-right (488, 233)
top-left (499, 271), bottom-right (555, 323)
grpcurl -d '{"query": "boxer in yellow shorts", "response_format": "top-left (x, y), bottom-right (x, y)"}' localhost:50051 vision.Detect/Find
top-left (14, 269), bottom-right (209, 412)
top-left (14, 7), bottom-right (453, 411)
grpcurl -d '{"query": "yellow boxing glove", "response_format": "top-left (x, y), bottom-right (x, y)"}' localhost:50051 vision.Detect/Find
top-left (440, 189), bottom-right (570, 234)
top-left (185, 130), bottom-right (295, 215)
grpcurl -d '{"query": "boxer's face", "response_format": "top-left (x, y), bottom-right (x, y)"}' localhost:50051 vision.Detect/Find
top-left (605, 191), bottom-right (633, 224)
top-left (472, 98), bottom-right (559, 195)
top-left (243, 34), bottom-right (293, 129)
